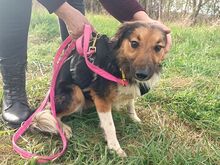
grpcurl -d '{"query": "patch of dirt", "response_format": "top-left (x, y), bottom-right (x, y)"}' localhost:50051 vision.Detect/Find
top-left (0, 136), bottom-right (13, 155)
top-left (162, 76), bottom-right (194, 89)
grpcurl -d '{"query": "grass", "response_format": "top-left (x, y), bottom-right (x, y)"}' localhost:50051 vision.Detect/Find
top-left (0, 8), bottom-right (220, 165)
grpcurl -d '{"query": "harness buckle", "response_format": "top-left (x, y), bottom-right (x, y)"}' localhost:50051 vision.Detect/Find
top-left (89, 46), bottom-right (96, 53)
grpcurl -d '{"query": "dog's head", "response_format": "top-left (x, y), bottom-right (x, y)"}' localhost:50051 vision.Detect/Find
top-left (112, 21), bottom-right (167, 82)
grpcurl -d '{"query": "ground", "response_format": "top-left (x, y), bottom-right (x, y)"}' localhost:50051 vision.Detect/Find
top-left (0, 8), bottom-right (220, 165)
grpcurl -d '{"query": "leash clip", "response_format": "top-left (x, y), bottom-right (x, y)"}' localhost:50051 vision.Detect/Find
top-left (88, 32), bottom-right (100, 53)
top-left (89, 46), bottom-right (96, 53)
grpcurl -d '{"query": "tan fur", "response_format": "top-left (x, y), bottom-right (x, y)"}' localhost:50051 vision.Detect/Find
top-left (31, 109), bottom-right (58, 134)
top-left (90, 89), bottom-right (116, 113)
top-left (57, 85), bottom-right (85, 118)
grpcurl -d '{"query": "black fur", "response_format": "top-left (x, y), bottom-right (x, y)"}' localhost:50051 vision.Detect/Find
top-left (55, 58), bottom-right (74, 113)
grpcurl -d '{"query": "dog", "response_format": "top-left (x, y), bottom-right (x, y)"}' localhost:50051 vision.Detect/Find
top-left (31, 21), bottom-right (167, 157)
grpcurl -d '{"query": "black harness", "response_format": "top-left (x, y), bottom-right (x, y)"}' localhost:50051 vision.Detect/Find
top-left (56, 34), bottom-right (150, 97)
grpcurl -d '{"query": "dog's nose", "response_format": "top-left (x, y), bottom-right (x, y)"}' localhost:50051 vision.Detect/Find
top-left (135, 69), bottom-right (150, 81)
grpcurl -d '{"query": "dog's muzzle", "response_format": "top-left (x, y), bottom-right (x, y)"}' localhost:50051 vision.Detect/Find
top-left (135, 68), bottom-right (153, 81)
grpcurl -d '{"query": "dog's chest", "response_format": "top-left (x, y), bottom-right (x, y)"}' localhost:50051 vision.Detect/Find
top-left (114, 85), bottom-right (140, 105)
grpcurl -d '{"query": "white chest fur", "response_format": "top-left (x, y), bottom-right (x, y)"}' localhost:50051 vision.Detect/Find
top-left (113, 84), bottom-right (139, 109)
top-left (113, 73), bottom-right (160, 108)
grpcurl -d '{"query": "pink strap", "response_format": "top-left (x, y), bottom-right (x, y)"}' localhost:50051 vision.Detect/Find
top-left (12, 35), bottom-right (74, 163)
top-left (76, 25), bottom-right (128, 86)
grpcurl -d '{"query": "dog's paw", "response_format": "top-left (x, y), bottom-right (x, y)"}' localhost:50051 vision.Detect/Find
top-left (62, 123), bottom-right (72, 139)
top-left (108, 145), bottom-right (127, 157)
top-left (116, 148), bottom-right (127, 157)
top-left (130, 114), bottom-right (142, 123)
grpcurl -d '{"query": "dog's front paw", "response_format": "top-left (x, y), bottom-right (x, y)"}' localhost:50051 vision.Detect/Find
top-left (130, 114), bottom-right (142, 123)
top-left (116, 148), bottom-right (127, 157)
top-left (108, 145), bottom-right (127, 157)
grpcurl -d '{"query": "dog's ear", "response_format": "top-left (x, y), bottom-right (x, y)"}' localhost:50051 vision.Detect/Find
top-left (146, 23), bottom-right (168, 47)
top-left (111, 21), bottom-right (152, 49)
top-left (110, 22), bottom-right (141, 49)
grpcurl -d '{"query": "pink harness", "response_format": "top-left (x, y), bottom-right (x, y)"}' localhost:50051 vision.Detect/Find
top-left (12, 25), bottom-right (128, 163)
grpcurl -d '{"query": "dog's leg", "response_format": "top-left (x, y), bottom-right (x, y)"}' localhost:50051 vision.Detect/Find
top-left (57, 85), bottom-right (85, 139)
top-left (127, 99), bottom-right (141, 123)
top-left (98, 111), bottom-right (127, 157)
top-left (93, 95), bottom-right (127, 157)
top-left (31, 85), bottom-right (84, 139)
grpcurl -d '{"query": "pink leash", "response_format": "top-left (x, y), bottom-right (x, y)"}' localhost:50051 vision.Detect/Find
top-left (12, 35), bottom-right (74, 163)
top-left (12, 25), bottom-right (128, 163)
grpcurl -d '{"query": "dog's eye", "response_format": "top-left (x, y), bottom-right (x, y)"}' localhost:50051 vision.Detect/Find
top-left (130, 41), bottom-right (139, 48)
top-left (154, 45), bottom-right (162, 52)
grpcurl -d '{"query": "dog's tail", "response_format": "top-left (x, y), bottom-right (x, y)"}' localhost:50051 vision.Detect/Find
top-left (30, 109), bottom-right (59, 135)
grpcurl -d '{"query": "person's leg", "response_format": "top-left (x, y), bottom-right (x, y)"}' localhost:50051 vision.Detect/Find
top-left (58, 0), bottom-right (85, 41)
top-left (0, 0), bottom-right (32, 128)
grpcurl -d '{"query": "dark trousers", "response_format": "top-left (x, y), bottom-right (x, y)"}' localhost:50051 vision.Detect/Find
top-left (0, 0), bottom-right (85, 65)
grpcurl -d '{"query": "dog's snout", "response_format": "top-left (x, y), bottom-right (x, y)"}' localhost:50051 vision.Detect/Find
top-left (135, 69), bottom-right (151, 81)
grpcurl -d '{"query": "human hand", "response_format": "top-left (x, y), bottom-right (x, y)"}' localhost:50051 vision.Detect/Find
top-left (132, 11), bottom-right (172, 54)
top-left (55, 2), bottom-right (94, 40)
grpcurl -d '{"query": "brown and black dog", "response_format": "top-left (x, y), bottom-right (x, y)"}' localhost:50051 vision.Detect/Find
top-left (31, 21), bottom-right (167, 157)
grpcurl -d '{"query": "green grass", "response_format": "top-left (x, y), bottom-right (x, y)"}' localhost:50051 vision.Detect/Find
top-left (0, 8), bottom-right (220, 165)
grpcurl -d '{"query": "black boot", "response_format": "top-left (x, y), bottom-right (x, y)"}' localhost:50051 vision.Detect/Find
top-left (1, 64), bottom-right (32, 128)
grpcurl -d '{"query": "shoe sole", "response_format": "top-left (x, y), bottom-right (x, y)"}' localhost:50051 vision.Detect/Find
top-left (0, 114), bottom-right (21, 129)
